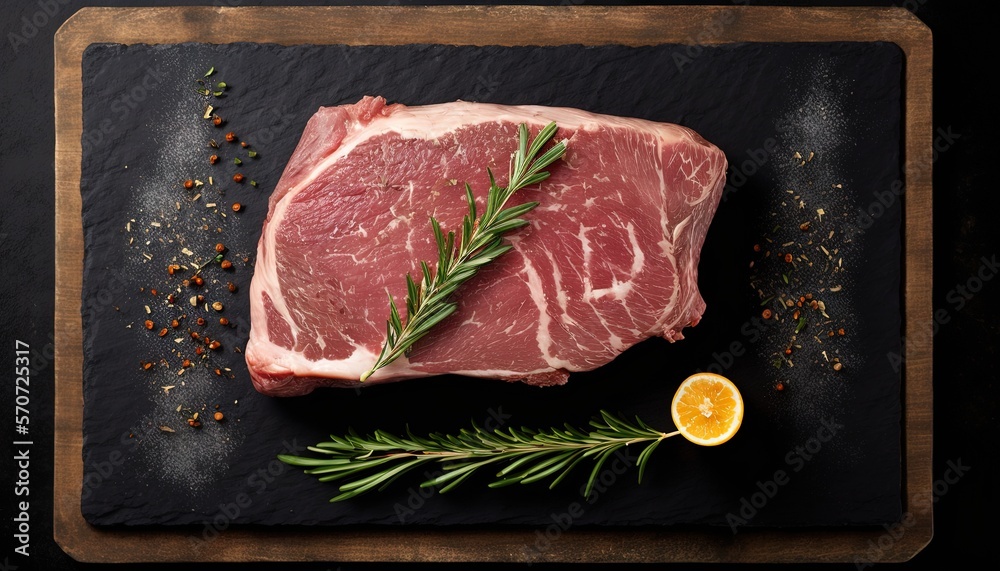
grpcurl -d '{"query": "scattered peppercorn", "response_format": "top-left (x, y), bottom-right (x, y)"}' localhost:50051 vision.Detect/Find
top-left (784, 347), bottom-right (792, 355)
top-left (183, 179), bottom-right (194, 189)
top-left (792, 309), bottom-right (800, 320)
top-left (214, 368), bottom-right (222, 376)
top-left (182, 359), bottom-right (192, 368)
top-left (213, 115), bottom-right (223, 127)
top-left (784, 253), bottom-right (793, 263)
top-left (775, 381), bottom-right (785, 391)
top-left (167, 294), bottom-right (176, 304)
top-left (196, 317), bottom-right (206, 326)
top-left (188, 419), bottom-right (202, 428)
top-left (799, 221), bottom-right (811, 231)
top-left (193, 276), bottom-right (205, 287)
top-left (231, 202), bottom-right (242, 212)
top-left (833, 362), bottom-right (843, 371)
top-left (240, 141), bottom-right (249, 148)
top-left (168, 264), bottom-right (180, 275)
top-left (828, 331), bottom-right (836, 337)
top-left (195, 346), bottom-right (204, 356)
top-left (182, 279), bottom-right (191, 287)
top-left (196, 294), bottom-right (205, 304)
top-left (761, 309), bottom-right (773, 319)
top-left (225, 131), bottom-right (237, 143)
top-left (171, 319), bottom-right (180, 328)
top-left (212, 301), bottom-right (224, 312)
top-left (214, 411), bottom-right (225, 422)
top-left (141, 361), bottom-right (153, 371)
top-left (753, 244), bottom-right (761, 252)
top-left (208, 340), bottom-right (222, 351)
top-left (209, 154), bottom-right (219, 165)
top-left (150, 288), bottom-right (158, 296)
top-left (232, 173), bottom-right (244, 183)
top-left (838, 328), bottom-right (846, 336)
top-left (215, 243), bottom-right (226, 253)
top-left (158, 328), bottom-right (168, 337)
top-left (191, 331), bottom-right (200, 340)
top-left (144, 319), bottom-right (154, 330)
top-left (219, 317), bottom-right (229, 326)
top-left (220, 259), bottom-right (233, 270)
top-left (227, 282), bottom-right (237, 293)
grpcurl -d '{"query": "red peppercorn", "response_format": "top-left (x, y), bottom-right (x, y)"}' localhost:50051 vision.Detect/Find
top-left (225, 131), bottom-right (236, 143)
top-left (232, 173), bottom-right (244, 183)
top-left (213, 115), bottom-right (223, 127)
top-left (209, 154), bottom-right (219, 165)
top-left (761, 309), bottom-right (773, 320)
top-left (231, 202), bottom-right (242, 212)
top-left (784, 253), bottom-right (793, 263)
top-left (144, 319), bottom-right (154, 330)
top-left (183, 179), bottom-right (194, 189)
top-left (220, 260), bottom-right (233, 270)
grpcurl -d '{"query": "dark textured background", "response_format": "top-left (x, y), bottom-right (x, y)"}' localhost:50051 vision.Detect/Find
top-left (0, 1), bottom-right (995, 570)
top-left (79, 41), bottom-right (902, 527)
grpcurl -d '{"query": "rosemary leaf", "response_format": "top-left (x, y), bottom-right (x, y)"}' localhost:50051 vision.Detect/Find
top-left (359, 122), bottom-right (567, 382)
top-left (280, 411), bottom-right (680, 502)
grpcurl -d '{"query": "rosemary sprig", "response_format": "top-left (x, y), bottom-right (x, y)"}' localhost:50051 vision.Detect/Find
top-left (279, 411), bottom-right (679, 502)
top-left (359, 122), bottom-right (568, 382)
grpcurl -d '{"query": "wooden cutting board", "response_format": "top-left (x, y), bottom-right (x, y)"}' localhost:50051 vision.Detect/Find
top-left (54, 5), bottom-right (932, 563)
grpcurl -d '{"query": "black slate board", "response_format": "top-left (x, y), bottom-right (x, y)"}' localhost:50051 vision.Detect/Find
top-left (80, 42), bottom-right (902, 528)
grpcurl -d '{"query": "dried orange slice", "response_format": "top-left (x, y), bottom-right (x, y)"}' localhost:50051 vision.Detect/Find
top-left (670, 373), bottom-right (743, 446)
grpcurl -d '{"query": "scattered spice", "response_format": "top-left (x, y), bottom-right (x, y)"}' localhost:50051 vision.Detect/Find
top-left (158, 328), bottom-right (168, 337)
top-left (212, 301), bottom-right (224, 312)
top-left (227, 282), bottom-right (237, 293)
top-left (141, 361), bottom-right (153, 371)
top-left (219, 317), bottom-right (230, 326)
top-left (193, 276), bottom-right (205, 287)
top-left (215, 243), bottom-right (226, 253)
top-left (833, 362), bottom-right (843, 371)
top-left (182, 359), bottom-right (192, 368)
top-left (753, 243), bottom-right (761, 253)
top-left (799, 221), bottom-right (811, 232)
top-left (775, 381), bottom-right (785, 391)
top-left (838, 328), bottom-right (846, 336)
top-left (220, 259), bottom-right (233, 270)
top-left (171, 319), bottom-right (180, 328)
top-left (240, 141), bottom-right (249, 148)
top-left (231, 202), bottom-right (242, 212)
top-left (233, 157), bottom-right (242, 166)
top-left (232, 173), bottom-right (244, 183)
top-left (783, 253), bottom-right (793, 263)
top-left (214, 411), bottom-right (225, 422)
top-left (144, 319), bottom-right (154, 330)
top-left (208, 340), bottom-right (222, 351)
top-left (195, 346), bottom-right (204, 356)
top-left (209, 154), bottom-right (219, 165)
top-left (213, 115), bottom-right (223, 127)
top-left (761, 309), bottom-right (773, 320)
top-left (225, 131), bottom-right (237, 143)
top-left (183, 179), bottom-right (194, 190)
top-left (196, 317), bottom-right (206, 326)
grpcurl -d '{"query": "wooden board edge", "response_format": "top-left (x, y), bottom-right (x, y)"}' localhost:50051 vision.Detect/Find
top-left (52, 4), bottom-right (934, 563)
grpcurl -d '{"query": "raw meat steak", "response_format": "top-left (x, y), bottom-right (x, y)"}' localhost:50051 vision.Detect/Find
top-left (247, 96), bottom-right (726, 396)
